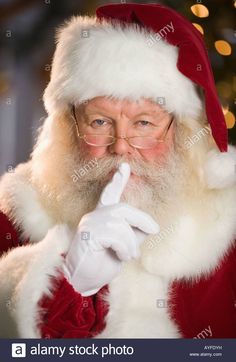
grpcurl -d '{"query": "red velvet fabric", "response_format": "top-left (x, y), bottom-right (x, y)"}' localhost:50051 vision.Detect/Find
top-left (38, 277), bottom-right (109, 338)
top-left (0, 211), bottom-right (28, 256)
top-left (96, 3), bottom-right (228, 152)
top-left (169, 244), bottom-right (236, 338)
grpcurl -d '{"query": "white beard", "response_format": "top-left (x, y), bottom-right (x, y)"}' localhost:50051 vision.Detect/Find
top-left (32, 139), bottom-right (188, 231)
top-left (66, 145), bottom-right (187, 221)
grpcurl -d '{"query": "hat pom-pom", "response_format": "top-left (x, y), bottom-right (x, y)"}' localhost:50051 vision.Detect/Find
top-left (204, 146), bottom-right (236, 189)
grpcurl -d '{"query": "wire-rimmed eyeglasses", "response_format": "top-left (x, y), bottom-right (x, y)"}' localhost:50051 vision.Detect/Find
top-left (71, 105), bottom-right (174, 150)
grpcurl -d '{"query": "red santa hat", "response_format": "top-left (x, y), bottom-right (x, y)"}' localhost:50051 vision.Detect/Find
top-left (43, 3), bottom-right (228, 153)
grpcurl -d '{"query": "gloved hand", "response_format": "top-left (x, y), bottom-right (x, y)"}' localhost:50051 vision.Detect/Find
top-left (63, 162), bottom-right (160, 296)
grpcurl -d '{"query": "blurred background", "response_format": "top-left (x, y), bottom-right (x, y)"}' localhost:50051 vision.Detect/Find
top-left (0, 0), bottom-right (235, 176)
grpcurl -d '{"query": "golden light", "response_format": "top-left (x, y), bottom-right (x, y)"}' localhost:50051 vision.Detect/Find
top-left (215, 40), bottom-right (232, 56)
top-left (190, 4), bottom-right (209, 18)
top-left (234, 1), bottom-right (236, 8)
top-left (192, 23), bottom-right (204, 35)
top-left (221, 104), bottom-right (229, 115)
top-left (224, 111), bottom-right (235, 129)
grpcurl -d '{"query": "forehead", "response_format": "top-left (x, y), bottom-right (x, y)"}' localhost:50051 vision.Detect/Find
top-left (81, 96), bottom-right (166, 117)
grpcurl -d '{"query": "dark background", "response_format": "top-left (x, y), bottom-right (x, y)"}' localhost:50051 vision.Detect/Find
top-left (0, 0), bottom-right (235, 176)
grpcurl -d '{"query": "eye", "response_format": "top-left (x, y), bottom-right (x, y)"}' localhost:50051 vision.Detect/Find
top-left (136, 120), bottom-right (152, 127)
top-left (91, 119), bottom-right (108, 127)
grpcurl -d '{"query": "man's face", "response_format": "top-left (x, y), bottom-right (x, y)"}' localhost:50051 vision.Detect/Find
top-left (74, 97), bottom-right (175, 162)
top-left (34, 96), bottom-right (185, 225)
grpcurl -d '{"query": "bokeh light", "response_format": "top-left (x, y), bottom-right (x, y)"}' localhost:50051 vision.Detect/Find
top-left (215, 40), bottom-right (232, 56)
top-left (192, 23), bottom-right (204, 34)
top-left (190, 4), bottom-right (209, 18)
top-left (225, 111), bottom-right (236, 129)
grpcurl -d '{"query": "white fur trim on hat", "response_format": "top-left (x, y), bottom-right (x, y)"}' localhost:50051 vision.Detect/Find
top-left (204, 145), bottom-right (236, 189)
top-left (44, 16), bottom-right (202, 119)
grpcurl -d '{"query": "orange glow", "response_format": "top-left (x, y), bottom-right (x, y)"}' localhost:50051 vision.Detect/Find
top-left (215, 40), bottom-right (232, 56)
top-left (225, 111), bottom-right (235, 129)
top-left (192, 23), bottom-right (204, 34)
top-left (222, 104), bottom-right (229, 115)
top-left (191, 4), bottom-right (209, 18)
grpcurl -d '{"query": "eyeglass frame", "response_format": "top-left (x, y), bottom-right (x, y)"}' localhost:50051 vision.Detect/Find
top-left (71, 104), bottom-right (174, 149)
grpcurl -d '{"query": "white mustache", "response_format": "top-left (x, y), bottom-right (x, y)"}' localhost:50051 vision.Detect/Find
top-left (93, 154), bottom-right (170, 180)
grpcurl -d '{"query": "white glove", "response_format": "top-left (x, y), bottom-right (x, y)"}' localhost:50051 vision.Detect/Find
top-left (63, 162), bottom-right (160, 296)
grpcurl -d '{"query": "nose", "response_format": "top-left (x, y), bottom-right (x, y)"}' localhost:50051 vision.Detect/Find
top-left (109, 137), bottom-right (135, 156)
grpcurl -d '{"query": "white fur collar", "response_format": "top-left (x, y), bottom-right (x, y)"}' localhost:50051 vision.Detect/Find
top-left (141, 188), bottom-right (236, 280)
top-left (0, 162), bottom-right (54, 243)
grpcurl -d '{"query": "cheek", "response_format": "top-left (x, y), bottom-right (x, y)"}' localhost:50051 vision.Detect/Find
top-left (139, 125), bottom-right (175, 161)
top-left (138, 143), bottom-right (169, 160)
top-left (80, 142), bottom-right (108, 159)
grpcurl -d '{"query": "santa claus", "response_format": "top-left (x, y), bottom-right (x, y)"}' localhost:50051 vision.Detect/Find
top-left (0, 3), bottom-right (236, 339)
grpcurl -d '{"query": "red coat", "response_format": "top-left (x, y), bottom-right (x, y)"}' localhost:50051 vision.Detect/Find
top-left (1, 210), bottom-right (236, 338)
